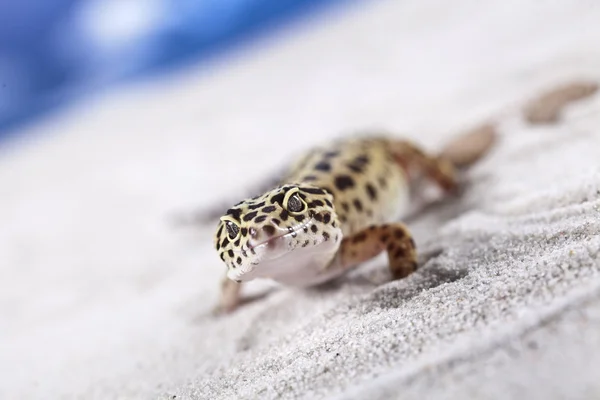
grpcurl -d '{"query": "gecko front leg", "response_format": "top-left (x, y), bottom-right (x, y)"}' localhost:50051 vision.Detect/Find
top-left (213, 274), bottom-right (242, 315)
top-left (331, 223), bottom-right (418, 279)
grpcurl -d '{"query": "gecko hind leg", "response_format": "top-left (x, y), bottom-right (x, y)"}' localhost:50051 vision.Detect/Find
top-left (388, 140), bottom-right (459, 193)
top-left (335, 223), bottom-right (418, 280)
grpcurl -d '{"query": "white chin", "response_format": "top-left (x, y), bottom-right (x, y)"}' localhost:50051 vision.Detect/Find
top-left (227, 264), bottom-right (255, 282)
top-left (233, 236), bottom-right (340, 286)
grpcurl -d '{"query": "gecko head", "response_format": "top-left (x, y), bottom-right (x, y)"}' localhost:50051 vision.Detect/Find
top-left (213, 184), bottom-right (342, 282)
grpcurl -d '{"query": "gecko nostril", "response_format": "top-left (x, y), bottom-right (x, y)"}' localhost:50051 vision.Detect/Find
top-left (249, 228), bottom-right (258, 238)
top-left (262, 225), bottom-right (276, 236)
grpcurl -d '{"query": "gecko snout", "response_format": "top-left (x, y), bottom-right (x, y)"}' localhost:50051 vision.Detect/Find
top-left (246, 221), bottom-right (293, 250)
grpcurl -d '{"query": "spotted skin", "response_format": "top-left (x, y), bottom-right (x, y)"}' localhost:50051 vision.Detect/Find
top-left (335, 223), bottom-right (417, 279)
top-left (213, 136), bottom-right (459, 313)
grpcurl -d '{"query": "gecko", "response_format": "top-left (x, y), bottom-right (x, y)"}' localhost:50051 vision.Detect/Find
top-left (210, 131), bottom-right (495, 314)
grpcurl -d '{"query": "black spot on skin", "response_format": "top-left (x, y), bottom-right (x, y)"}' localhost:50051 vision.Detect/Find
top-left (324, 151), bottom-right (339, 158)
top-left (347, 155), bottom-right (370, 173)
top-left (228, 250), bottom-right (234, 258)
top-left (226, 208), bottom-right (242, 221)
top-left (280, 209), bottom-right (289, 221)
top-left (287, 226), bottom-right (294, 233)
top-left (262, 205), bottom-right (276, 213)
top-left (347, 163), bottom-right (364, 173)
top-left (301, 187), bottom-right (327, 195)
top-left (303, 175), bottom-right (318, 181)
top-left (243, 211), bottom-right (258, 221)
top-left (378, 176), bottom-right (387, 189)
top-left (334, 175), bottom-right (355, 191)
top-left (263, 225), bottom-right (276, 236)
top-left (220, 253), bottom-right (226, 261)
top-left (323, 213), bottom-right (331, 224)
top-left (311, 225), bottom-right (318, 233)
top-left (303, 226), bottom-right (308, 233)
top-left (234, 239), bottom-right (240, 247)
top-left (353, 199), bottom-right (363, 212)
top-left (270, 192), bottom-right (285, 205)
top-left (221, 237), bottom-right (230, 248)
top-left (335, 234), bottom-right (339, 242)
top-left (241, 227), bottom-right (248, 236)
top-left (302, 240), bottom-right (310, 247)
top-left (291, 232), bottom-right (297, 238)
top-left (308, 200), bottom-right (324, 208)
top-left (332, 221), bottom-right (337, 228)
top-left (254, 215), bottom-right (268, 223)
top-left (381, 234), bottom-right (389, 243)
top-left (321, 186), bottom-right (334, 195)
top-left (236, 257), bottom-right (242, 265)
top-left (272, 218), bottom-right (280, 225)
top-left (353, 232), bottom-right (367, 242)
top-left (250, 247), bottom-right (256, 255)
top-left (355, 155), bottom-right (369, 164)
top-left (341, 202), bottom-right (350, 212)
top-left (216, 225), bottom-right (223, 238)
top-left (242, 250), bottom-right (248, 257)
top-left (215, 242), bottom-right (221, 250)
top-left (314, 213), bottom-right (323, 222)
top-left (314, 161), bottom-right (331, 171)
top-left (366, 183), bottom-right (377, 200)
top-left (393, 248), bottom-right (405, 259)
top-left (394, 229), bottom-right (405, 239)
top-left (294, 214), bottom-right (305, 222)
top-left (323, 232), bottom-right (330, 241)
top-left (248, 201), bottom-right (266, 210)
top-left (324, 198), bottom-right (333, 207)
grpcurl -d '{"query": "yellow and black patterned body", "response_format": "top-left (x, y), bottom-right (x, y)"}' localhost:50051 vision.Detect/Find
top-left (212, 135), bottom-right (459, 312)
top-left (284, 137), bottom-right (410, 235)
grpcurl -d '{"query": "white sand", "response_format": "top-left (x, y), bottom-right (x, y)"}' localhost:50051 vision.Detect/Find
top-left (2, 0), bottom-right (600, 399)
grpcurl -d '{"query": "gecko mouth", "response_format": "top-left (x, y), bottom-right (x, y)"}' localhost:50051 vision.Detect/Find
top-left (227, 217), bottom-right (323, 282)
top-left (245, 217), bottom-right (315, 252)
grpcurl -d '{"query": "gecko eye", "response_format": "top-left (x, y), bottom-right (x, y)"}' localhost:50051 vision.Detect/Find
top-left (225, 221), bottom-right (240, 239)
top-left (286, 193), bottom-right (306, 213)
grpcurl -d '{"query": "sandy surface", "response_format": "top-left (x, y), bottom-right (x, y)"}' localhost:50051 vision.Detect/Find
top-left (2, 0), bottom-right (600, 399)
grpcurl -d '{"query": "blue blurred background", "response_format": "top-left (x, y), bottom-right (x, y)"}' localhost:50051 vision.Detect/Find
top-left (0, 0), bottom-right (356, 142)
